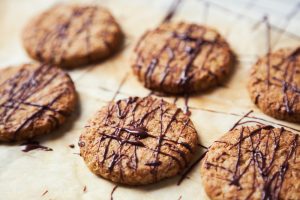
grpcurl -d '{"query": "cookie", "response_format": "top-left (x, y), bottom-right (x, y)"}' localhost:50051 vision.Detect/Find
top-left (22, 4), bottom-right (123, 68)
top-left (248, 47), bottom-right (300, 122)
top-left (79, 96), bottom-right (198, 185)
top-left (0, 63), bottom-right (77, 142)
top-left (132, 22), bottom-right (233, 94)
top-left (200, 125), bottom-right (300, 200)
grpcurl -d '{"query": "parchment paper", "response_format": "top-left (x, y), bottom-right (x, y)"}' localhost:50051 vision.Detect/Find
top-left (0, 0), bottom-right (299, 199)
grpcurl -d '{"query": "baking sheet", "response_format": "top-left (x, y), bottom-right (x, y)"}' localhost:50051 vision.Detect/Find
top-left (0, 0), bottom-right (300, 199)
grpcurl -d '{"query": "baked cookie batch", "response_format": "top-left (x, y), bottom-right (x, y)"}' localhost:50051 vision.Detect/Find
top-left (0, 4), bottom-right (299, 200)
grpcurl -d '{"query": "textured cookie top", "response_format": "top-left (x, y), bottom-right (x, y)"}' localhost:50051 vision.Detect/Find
top-left (79, 96), bottom-right (198, 185)
top-left (22, 4), bottom-right (122, 68)
top-left (0, 63), bottom-right (77, 142)
top-left (201, 125), bottom-right (300, 200)
top-left (248, 47), bottom-right (300, 122)
top-left (132, 22), bottom-right (232, 94)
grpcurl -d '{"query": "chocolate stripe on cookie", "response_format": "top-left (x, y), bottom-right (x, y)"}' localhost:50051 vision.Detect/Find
top-left (0, 63), bottom-right (76, 141)
top-left (248, 46), bottom-right (300, 122)
top-left (79, 96), bottom-right (198, 185)
top-left (132, 22), bottom-right (232, 94)
top-left (23, 5), bottom-right (122, 68)
top-left (201, 126), bottom-right (300, 200)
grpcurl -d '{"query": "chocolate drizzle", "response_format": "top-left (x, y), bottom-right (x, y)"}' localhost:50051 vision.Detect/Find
top-left (177, 149), bottom-right (207, 185)
top-left (183, 94), bottom-right (191, 116)
top-left (145, 161), bottom-right (162, 166)
top-left (204, 113), bottom-right (300, 199)
top-left (110, 185), bottom-right (118, 200)
top-left (193, 107), bottom-right (300, 133)
top-left (41, 190), bottom-right (48, 196)
top-left (20, 141), bottom-right (53, 152)
top-left (265, 46), bottom-right (299, 115)
top-left (252, 16), bottom-right (300, 116)
top-left (121, 127), bottom-right (149, 139)
top-left (134, 21), bottom-right (228, 94)
top-left (0, 63), bottom-right (73, 141)
top-left (162, 0), bottom-right (182, 23)
top-left (81, 96), bottom-right (197, 183)
top-left (29, 5), bottom-right (115, 66)
top-left (135, 23), bottom-right (230, 117)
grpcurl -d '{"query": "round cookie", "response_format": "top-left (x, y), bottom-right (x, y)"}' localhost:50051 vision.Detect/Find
top-left (201, 125), bottom-right (300, 200)
top-left (248, 47), bottom-right (300, 122)
top-left (0, 63), bottom-right (77, 142)
top-left (22, 4), bottom-right (123, 68)
top-left (79, 96), bottom-right (198, 185)
top-left (132, 22), bottom-right (233, 94)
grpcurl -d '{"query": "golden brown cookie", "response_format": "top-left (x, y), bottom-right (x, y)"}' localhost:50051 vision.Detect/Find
top-left (0, 63), bottom-right (77, 142)
top-left (248, 47), bottom-right (300, 122)
top-left (22, 4), bottom-right (123, 68)
top-left (79, 96), bottom-right (198, 185)
top-left (132, 22), bottom-right (233, 94)
top-left (201, 125), bottom-right (300, 200)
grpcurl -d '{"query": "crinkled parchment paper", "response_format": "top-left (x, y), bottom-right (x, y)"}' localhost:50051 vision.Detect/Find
top-left (0, 0), bottom-right (299, 199)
